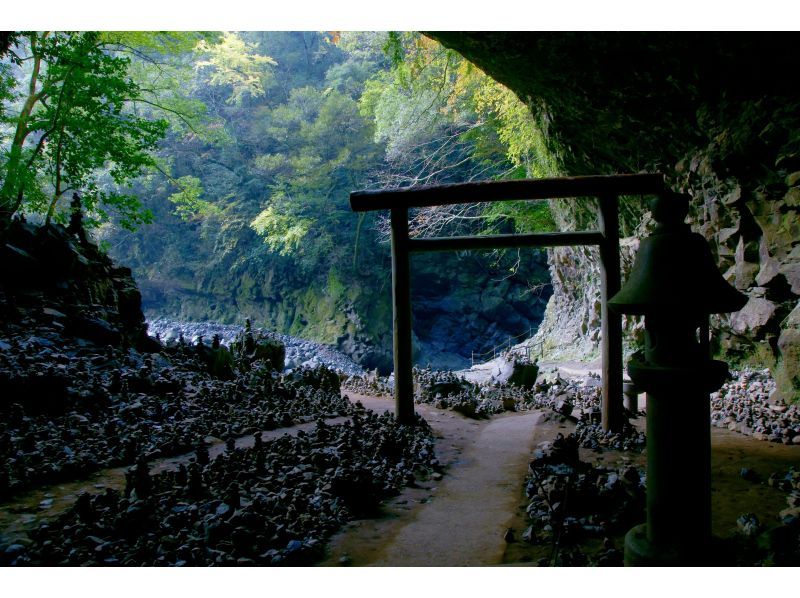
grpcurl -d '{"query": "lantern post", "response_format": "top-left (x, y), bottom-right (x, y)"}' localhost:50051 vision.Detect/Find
top-left (609, 193), bottom-right (747, 566)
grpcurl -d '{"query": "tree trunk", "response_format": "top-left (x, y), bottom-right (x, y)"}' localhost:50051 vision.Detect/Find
top-left (45, 123), bottom-right (68, 226)
top-left (0, 34), bottom-right (45, 220)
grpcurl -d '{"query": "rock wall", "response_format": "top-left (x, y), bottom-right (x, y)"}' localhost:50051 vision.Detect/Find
top-left (679, 140), bottom-right (800, 401)
top-left (1, 221), bottom-right (153, 351)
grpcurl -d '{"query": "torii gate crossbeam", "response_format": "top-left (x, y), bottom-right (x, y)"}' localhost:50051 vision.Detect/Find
top-left (350, 173), bottom-right (667, 432)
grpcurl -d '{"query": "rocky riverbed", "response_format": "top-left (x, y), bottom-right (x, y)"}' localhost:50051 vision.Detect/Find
top-left (147, 317), bottom-right (365, 377)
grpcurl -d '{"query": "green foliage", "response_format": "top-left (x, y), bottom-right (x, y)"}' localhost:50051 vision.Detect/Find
top-left (0, 32), bottom-right (170, 226)
top-left (245, 79), bottom-right (380, 272)
top-left (250, 203), bottom-right (311, 256)
top-left (360, 32), bottom-right (559, 235)
top-left (195, 32), bottom-right (276, 105)
top-left (95, 32), bottom-right (553, 359)
top-left (0, 31), bottom-right (253, 228)
top-left (167, 175), bottom-right (220, 220)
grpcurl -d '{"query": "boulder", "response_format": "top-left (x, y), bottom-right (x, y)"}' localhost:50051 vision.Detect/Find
top-left (779, 245), bottom-right (800, 295)
top-left (730, 295), bottom-right (777, 336)
top-left (507, 361), bottom-right (540, 389)
top-left (775, 302), bottom-right (800, 403)
top-left (69, 316), bottom-right (122, 346)
top-left (1, 244), bottom-right (41, 285)
top-left (230, 323), bottom-right (285, 372)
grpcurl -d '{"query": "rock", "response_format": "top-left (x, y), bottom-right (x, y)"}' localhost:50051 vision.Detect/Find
top-left (1, 244), bottom-right (41, 284)
top-left (736, 513), bottom-right (761, 537)
top-left (734, 237), bottom-right (760, 290)
top-left (740, 468), bottom-right (759, 482)
top-left (775, 303), bottom-right (800, 403)
top-left (786, 171), bottom-right (800, 187)
top-left (780, 250), bottom-right (800, 296)
top-left (42, 308), bottom-right (67, 319)
top-left (784, 187), bottom-right (800, 208)
top-left (730, 296), bottom-right (777, 335)
top-left (70, 316), bottom-right (122, 346)
top-left (521, 525), bottom-right (536, 544)
top-left (4, 544), bottom-right (26, 559)
top-left (508, 361), bottom-right (540, 389)
top-left (555, 397), bottom-right (573, 417)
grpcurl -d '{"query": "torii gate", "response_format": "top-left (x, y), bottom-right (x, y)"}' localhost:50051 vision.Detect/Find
top-left (350, 173), bottom-right (667, 431)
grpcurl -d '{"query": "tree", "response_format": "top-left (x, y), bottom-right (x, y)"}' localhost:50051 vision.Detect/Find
top-left (1, 33), bottom-right (163, 228)
top-left (0, 31), bottom-right (233, 230)
top-left (360, 32), bottom-right (557, 240)
top-left (195, 32), bottom-right (276, 106)
top-left (248, 83), bottom-right (381, 272)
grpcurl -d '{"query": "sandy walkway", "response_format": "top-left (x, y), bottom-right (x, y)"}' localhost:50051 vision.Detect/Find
top-left (324, 393), bottom-right (546, 566)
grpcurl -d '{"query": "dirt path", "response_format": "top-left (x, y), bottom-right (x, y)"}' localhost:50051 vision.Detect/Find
top-left (324, 393), bottom-right (549, 566)
top-left (338, 392), bottom-right (800, 567)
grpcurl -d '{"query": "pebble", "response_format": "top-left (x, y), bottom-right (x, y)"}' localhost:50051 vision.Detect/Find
top-left (523, 433), bottom-right (642, 566)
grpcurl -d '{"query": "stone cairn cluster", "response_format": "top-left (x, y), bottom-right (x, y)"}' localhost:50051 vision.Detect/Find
top-left (0, 320), bottom-right (355, 499)
top-left (518, 432), bottom-right (646, 566)
top-left (343, 368), bottom-right (646, 451)
top-left (711, 368), bottom-right (800, 445)
top-left (347, 365), bottom-right (795, 451)
top-left (519, 434), bottom-right (800, 566)
top-left (3, 411), bottom-right (437, 566)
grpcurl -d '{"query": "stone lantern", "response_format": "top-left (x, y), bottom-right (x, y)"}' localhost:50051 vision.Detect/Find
top-left (609, 192), bottom-right (747, 566)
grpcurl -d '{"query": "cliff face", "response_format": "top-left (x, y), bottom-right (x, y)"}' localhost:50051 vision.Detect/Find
top-left (113, 213), bottom-right (550, 373)
top-left (430, 32), bottom-right (800, 401)
top-left (1, 221), bottom-right (152, 351)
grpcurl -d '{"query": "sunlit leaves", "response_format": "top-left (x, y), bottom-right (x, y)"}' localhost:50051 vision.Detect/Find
top-left (101, 31), bottom-right (221, 55)
top-left (195, 32), bottom-right (276, 105)
top-left (473, 80), bottom-right (559, 178)
top-left (0, 31), bottom-right (173, 226)
top-left (167, 175), bottom-right (220, 221)
top-left (250, 203), bottom-right (310, 256)
top-left (361, 33), bottom-right (560, 235)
